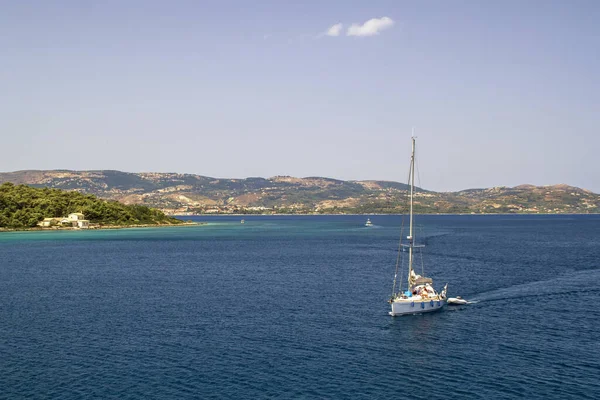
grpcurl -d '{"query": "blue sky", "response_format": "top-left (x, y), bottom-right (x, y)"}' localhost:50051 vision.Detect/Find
top-left (1, 0), bottom-right (599, 192)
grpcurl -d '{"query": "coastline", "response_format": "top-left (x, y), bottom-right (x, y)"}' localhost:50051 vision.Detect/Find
top-left (3, 213), bottom-right (597, 232)
top-left (0, 221), bottom-right (202, 233)
top-left (174, 212), bottom-right (599, 217)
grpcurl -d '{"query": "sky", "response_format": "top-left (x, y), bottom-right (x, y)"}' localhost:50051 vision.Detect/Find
top-left (1, 0), bottom-right (599, 192)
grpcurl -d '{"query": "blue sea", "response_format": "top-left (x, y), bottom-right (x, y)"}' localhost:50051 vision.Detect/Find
top-left (1, 215), bottom-right (599, 399)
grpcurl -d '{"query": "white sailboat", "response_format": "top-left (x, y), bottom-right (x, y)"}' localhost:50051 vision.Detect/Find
top-left (389, 137), bottom-right (447, 316)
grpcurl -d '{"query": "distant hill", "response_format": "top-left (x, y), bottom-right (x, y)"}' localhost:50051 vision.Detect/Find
top-left (0, 170), bottom-right (598, 215)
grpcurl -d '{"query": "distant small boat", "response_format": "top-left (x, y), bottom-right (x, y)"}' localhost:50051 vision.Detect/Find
top-left (240, 219), bottom-right (245, 224)
top-left (365, 218), bottom-right (373, 227)
top-left (447, 296), bottom-right (468, 305)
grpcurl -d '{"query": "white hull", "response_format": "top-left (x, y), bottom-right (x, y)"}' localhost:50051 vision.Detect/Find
top-left (389, 299), bottom-right (446, 316)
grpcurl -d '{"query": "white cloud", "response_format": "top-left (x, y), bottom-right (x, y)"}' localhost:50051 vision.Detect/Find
top-left (326, 23), bottom-right (343, 37)
top-left (347, 17), bottom-right (394, 37)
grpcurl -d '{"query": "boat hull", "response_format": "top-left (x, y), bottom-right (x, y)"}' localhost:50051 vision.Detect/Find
top-left (389, 299), bottom-right (446, 316)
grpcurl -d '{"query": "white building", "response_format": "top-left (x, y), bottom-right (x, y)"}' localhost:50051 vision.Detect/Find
top-left (68, 213), bottom-right (85, 221)
top-left (39, 213), bottom-right (89, 228)
top-left (40, 218), bottom-right (56, 227)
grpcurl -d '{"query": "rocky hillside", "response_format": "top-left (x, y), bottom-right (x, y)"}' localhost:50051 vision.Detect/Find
top-left (0, 170), bottom-right (598, 214)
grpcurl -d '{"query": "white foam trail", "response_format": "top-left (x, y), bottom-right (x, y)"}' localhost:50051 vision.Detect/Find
top-left (470, 268), bottom-right (600, 303)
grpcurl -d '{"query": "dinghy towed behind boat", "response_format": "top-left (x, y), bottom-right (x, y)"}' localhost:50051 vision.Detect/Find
top-left (447, 296), bottom-right (468, 305)
top-left (388, 136), bottom-right (448, 316)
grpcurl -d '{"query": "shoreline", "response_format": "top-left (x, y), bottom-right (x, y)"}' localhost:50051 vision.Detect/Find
top-left (2, 213), bottom-right (597, 232)
top-left (0, 221), bottom-right (202, 233)
top-left (174, 212), bottom-right (599, 217)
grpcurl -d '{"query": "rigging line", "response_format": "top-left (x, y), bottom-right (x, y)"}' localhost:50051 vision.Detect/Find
top-left (399, 247), bottom-right (404, 295)
top-left (414, 141), bottom-right (426, 277)
top-left (392, 225), bottom-right (404, 296)
top-left (401, 150), bottom-right (414, 289)
top-left (417, 225), bottom-right (424, 276)
top-left (420, 241), bottom-right (426, 276)
top-left (391, 153), bottom-right (413, 296)
top-left (415, 144), bottom-right (422, 193)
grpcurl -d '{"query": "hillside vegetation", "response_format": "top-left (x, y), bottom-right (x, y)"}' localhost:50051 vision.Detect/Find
top-left (0, 170), bottom-right (598, 215)
top-left (0, 182), bottom-right (183, 228)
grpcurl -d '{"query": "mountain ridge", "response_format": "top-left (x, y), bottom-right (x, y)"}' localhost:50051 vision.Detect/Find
top-left (0, 170), bottom-right (597, 215)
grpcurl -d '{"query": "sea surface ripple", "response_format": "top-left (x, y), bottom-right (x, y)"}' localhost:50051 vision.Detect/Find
top-left (1, 215), bottom-right (599, 399)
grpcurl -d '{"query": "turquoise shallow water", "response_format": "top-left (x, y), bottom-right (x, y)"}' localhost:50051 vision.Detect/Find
top-left (1, 215), bottom-right (599, 399)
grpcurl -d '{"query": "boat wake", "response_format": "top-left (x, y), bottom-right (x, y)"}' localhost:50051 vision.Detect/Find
top-left (469, 268), bottom-right (600, 303)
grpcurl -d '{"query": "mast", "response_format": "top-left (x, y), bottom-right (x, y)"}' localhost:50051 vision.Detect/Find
top-left (408, 136), bottom-right (415, 287)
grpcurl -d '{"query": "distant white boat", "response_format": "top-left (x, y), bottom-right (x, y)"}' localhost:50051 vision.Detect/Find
top-left (388, 136), bottom-right (448, 316)
top-left (240, 219), bottom-right (245, 224)
top-left (365, 218), bottom-right (373, 227)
